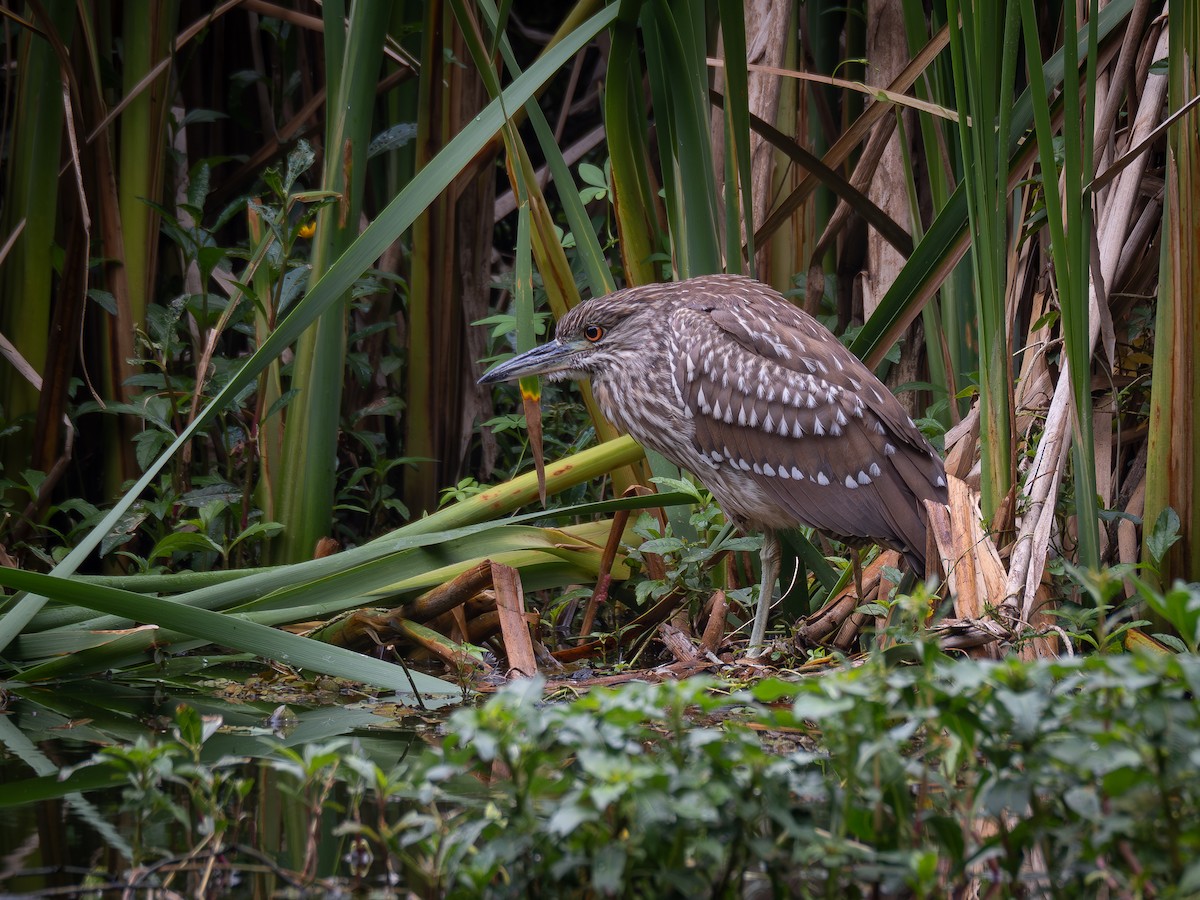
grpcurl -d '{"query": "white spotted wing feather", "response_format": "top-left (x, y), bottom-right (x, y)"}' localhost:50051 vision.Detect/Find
top-left (668, 278), bottom-right (946, 569)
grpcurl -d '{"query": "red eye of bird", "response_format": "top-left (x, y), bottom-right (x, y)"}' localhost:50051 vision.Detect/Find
top-left (584, 324), bottom-right (605, 342)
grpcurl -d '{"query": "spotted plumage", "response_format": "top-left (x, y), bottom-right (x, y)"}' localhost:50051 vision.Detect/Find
top-left (479, 274), bottom-right (948, 651)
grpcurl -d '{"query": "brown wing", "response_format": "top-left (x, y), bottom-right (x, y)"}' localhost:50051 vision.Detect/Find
top-left (669, 280), bottom-right (946, 568)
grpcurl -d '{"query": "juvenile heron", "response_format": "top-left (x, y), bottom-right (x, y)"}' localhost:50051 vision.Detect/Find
top-left (479, 274), bottom-right (947, 652)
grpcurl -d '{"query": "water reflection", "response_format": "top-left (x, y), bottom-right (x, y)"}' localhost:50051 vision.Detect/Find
top-left (0, 673), bottom-right (454, 896)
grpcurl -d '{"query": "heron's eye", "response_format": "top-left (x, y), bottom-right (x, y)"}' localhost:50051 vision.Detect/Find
top-left (584, 324), bottom-right (605, 343)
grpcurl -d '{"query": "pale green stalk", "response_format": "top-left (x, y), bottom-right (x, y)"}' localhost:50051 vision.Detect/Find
top-left (605, 2), bottom-right (659, 286)
top-left (24, 436), bottom-right (647, 636)
top-left (268, 0), bottom-right (388, 563)
top-left (945, 0), bottom-right (1019, 522)
top-left (1019, 0), bottom-right (1101, 569)
top-left (1144, 2), bottom-right (1200, 582)
top-left (0, 2), bottom-right (72, 484)
top-left (641, 1), bottom-right (722, 276)
top-left (107, 2), bottom-right (178, 493)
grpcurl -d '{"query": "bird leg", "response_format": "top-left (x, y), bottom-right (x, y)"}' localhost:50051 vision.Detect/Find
top-left (851, 547), bottom-right (865, 603)
top-left (747, 529), bottom-right (780, 654)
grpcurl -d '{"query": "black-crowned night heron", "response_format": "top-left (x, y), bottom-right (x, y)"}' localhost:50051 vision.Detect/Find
top-left (479, 274), bottom-right (947, 652)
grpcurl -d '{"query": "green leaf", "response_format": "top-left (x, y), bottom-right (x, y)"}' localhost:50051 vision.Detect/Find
top-left (591, 844), bottom-right (626, 896)
top-left (578, 162), bottom-right (607, 188)
top-left (1138, 582), bottom-right (1200, 653)
top-left (649, 475), bottom-right (704, 503)
top-left (149, 532), bottom-right (222, 561)
top-left (639, 537), bottom-right (685, 555)
top-left (1146, 507), bottom-right (1181, 568)
top-left (228, 522), bottom-right (284, 552)
top-left (748, 678), bottom-right (802, 702)
top-left (0, 566), bottom-right (457, 697)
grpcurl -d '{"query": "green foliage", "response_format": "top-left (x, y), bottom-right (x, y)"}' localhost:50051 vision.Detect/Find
top-left (1147, 507), bottom-right (1183, 572)
top-left (0, 136), bottom-right (404, 573)
top-left (63, 704), bottom-right (251, 867)
top-left (53, 651), bottom-right (1200, 896)
top-left (1047, 509), bottom-right (1189, 654)
top-left (311, 652), bottom-right (1200, 896)
top-left (335, 429), bottom-right (417, 539)
top-left (439, 476), bottom-right (488, 508)
top-left (576, 160), bottom-right (611, 205)
top-left (622, 482), bottom-right (759, 609)
top-left (1138, 581), bottom-right (1200, 654)
top-left (1, 142), bottom-right (321, 570)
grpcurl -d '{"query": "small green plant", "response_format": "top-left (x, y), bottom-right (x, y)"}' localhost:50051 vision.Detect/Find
top-left (438, 476), bottom-right (488, 508)
top-left (335, 428), bottom-right (417, 539)
top-left (576, 161), bottom-right (611, 205)
top-left (1047, 507), bottom-right (1191, 653)
top-left (1137, 580), bottom-right (1200, 653)
top-left (1046, 560), bottom-right (1151, 653)
top-left (622, 476), bottom-right (761, 608)
top-left (63, 705), bottom-right (251, 870)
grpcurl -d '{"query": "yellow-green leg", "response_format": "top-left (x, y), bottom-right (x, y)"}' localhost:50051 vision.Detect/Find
top-left (747, 529), bottom-right (780, 654)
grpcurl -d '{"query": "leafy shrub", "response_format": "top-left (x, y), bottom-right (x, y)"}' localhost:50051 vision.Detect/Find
top-left (56, 649), bottom-right (1200, 897)
top-left (366, 652), bottom-right (1200, 897)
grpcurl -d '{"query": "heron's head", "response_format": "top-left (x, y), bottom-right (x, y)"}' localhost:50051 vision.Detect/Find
top-left (477, 290), bottom-right (655, 386)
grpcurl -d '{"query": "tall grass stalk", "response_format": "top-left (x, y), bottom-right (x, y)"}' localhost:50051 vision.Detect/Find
top-left (404, 0), bottom-right (456, 518)
top-left (764, 3), bottom-right (802, 291)
top-left (108, 2), bottom-right (178, 493)
top-left (0, 2), bottom-right (73, 487)
top-left (465, 0), bottom-right (646, 495)
top-left (715, 0), bottom-right (755, 274)
top-left (641, 2), bottom-right (722, 276)
top-left (1145, 2), bottom-right (1200, 582)
top-left (478, 0), bottom-right (613, 297)
top-left (1019, 0), bottom-right (1101, 570)
top-left (945, 0), bottom-right (1019, 523)
top-left (268, 1), bottom-right (388, 564)
top-left (248, 207), bottom-right (284, 524)
top-left (605, 3), bottom-right (660, 286)
top-left (901, 0), bottom-right (972, 426)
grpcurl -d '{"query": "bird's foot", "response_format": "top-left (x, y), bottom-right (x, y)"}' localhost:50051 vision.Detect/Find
top-left (739, 641), bottom-right (779, 667)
